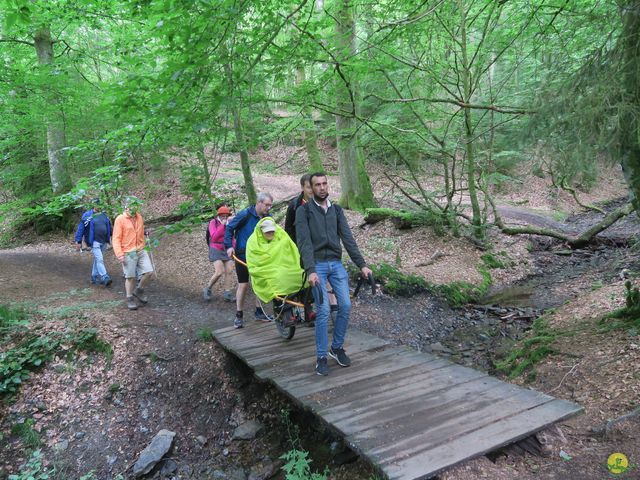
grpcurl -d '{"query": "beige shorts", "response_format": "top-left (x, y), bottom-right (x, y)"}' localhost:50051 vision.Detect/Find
top-left (122, 250), bottom-right (154, 279)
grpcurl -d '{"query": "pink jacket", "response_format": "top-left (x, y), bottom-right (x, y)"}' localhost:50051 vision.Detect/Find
top-left (208, 218), bottom-right (226, 251)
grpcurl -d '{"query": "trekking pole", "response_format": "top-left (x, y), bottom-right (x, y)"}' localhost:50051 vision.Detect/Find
top-left (146, 232), bottom-right (158, 279)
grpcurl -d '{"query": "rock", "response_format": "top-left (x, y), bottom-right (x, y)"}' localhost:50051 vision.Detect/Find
top-left (74, 431), bottom-right (86, 440)
top-left (195, 435), bottom-right (207, 445)
top-left (54, 439), bottom-right (69, 451)
top-left (232, 420), bottom-right (263, 440)
top-left (228, 468), bottom-right (247, 480)
top-left (106, 455), bottom-right (118, 466)
top-left (132, 429), bottom-right (176, 478)
top-left (223, 448), bottom-right (229, 456)
top-left (429, 342), bottom-right (445, 352)
top-left (159, 459), bottom-right (178, 476)
top-left (248, 458), bottom-right (277, 480)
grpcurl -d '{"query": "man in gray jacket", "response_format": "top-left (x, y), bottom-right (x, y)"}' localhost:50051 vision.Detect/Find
top-left (295, 173), bottom-right (372, 376)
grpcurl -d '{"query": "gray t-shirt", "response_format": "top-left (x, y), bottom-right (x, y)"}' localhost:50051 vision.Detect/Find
top-left (93, 213), bottom-right (110, 244)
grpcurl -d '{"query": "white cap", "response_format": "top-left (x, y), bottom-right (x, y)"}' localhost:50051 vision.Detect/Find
top-left (260, 219), bottom-right (276, 233)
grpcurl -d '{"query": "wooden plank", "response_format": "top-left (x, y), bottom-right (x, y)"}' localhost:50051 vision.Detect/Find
top-left (305, 360), bottom-right (478, 408)
top-left (342, 377), bottom-right (539, 445)
top-left (379, 399), bottom-right (582, 480)
top-left (316, 364), bottom-right (487, 426)
top-left (214, 326), bottom-right (583, 480)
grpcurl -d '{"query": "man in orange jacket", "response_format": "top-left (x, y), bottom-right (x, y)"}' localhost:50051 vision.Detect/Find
top-left (112, 196), bottom-right (154, 310)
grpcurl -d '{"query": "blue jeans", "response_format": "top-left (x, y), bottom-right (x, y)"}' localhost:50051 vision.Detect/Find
top-left (311, 260), bottom-right (352, 359)
top-left (91, 241), bottom-right (109, 281)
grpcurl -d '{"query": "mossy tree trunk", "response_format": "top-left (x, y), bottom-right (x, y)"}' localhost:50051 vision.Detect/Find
top-left (334, 0), bottom-right (375, 210)
top-left (620, 1), bottom-right (640, 217)
top-left (34, 27), bottom-right (70, 195)
top-left (296, 66), bottom-right (324, 172)
top-left (458, 1), bottom-right (483, 239)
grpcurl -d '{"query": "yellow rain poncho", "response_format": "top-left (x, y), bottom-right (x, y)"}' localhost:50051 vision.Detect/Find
top-left (246, 217), bottom-right (305, 303)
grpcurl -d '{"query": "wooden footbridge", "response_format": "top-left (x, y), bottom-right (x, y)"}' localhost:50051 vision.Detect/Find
top-left (214, 322), bottom-right (582, 479)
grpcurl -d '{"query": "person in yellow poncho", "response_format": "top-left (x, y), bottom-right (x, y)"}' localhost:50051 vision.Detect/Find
top-left (246, 217), bottom-right (305, 304)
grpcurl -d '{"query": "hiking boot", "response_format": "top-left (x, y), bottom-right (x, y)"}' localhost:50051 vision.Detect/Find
top-left (133, 287), bottom-right (148, 304)
top-left (223, 290), bottom-right (235, 302)
top-left (127, 296), bottom-right (138, 310)
top-left (103, 275), bottom-right (113, 287)
top-left (203, 287), bottom-right (212, 301)
top-left (328, 346), bottom-right (351, 367)
top-left (234, 315), bottom-right (244, 329)
top-left (315, 357), bottom-right (329, 376)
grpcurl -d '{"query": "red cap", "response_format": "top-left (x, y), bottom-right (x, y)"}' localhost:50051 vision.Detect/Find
top-left (217, 206), bottom-right (231, 216)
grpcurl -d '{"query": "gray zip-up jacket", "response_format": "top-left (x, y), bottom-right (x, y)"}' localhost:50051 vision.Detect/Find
top-left (294, 200), bottom-right (366, 275)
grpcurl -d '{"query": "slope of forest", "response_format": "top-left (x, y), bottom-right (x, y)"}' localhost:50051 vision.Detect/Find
top-left (1, 156), bottom-right (639, 479)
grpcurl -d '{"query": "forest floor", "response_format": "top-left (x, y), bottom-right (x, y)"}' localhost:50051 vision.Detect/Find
top-left (1, 152), bottom-right (640, 479)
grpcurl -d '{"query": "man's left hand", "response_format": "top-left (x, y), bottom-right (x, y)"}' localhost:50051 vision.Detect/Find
top-left (361, 266), bottom-right (373, 279)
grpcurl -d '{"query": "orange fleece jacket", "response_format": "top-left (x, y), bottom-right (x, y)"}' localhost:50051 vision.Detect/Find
top-left (112, 212), bottom-right (145, 258)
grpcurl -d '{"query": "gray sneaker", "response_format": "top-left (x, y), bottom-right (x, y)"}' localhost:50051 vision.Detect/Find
top-left (127, 296), bottom-right (138, 310)
top-left (133, 287), bottom-right (148, 304)
top-left (234, 315), bottom-right (244, 329)
top-left (223, 290), bottom-right (236, 302)
top-left (203, 287), bottom-right (212, 301)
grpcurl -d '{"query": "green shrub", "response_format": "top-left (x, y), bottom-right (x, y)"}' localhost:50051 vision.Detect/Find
top-left (494, 318), bottom-right (557, 380)
top-left (280, 449), bottom-right (328, 480)
top-left (435, 267), bottom-right (492, 307)
top-left (0, 334), bottom-right (62, 395)
top-left (11, 418), bottom-right (41, 448)
top-left (72, 328), bottom-right (113, 360)
top-left (197, 329), bottom-right (214, 342)
top-left (598, 281), bottom-right (640, 332)
top-left (365, 263), bottom-right (428, 297)
top-left (7, 450), bottom-right (54, 480)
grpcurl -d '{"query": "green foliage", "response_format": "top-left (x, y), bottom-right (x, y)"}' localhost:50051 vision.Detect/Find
top-left (366, 263), bottom-right (429, 297)
top-left (598, 281), bottom-right (640, 332)
top-left (196, 328), bottom-right (214, 342)
top-left (495, 318), bottom-right (558, 380)
top-left (1, 306), bottom-right (113, 397)
top-left (435, 268), bottom-right (492, 307)
top-left (72, 328), bottom-right (113, 360)
top-left (0, 333), bottom-right (62, 395)
top-left (480, 251), bottom-right (512, 269)
top-left (7, 450), bottom-right (54, 480)
top-left (280, 449), bottom-right (328, 480)
top-left (11, 418), bottom-right (41, 448)
top-left (0, 304), bottom-right (29, 333)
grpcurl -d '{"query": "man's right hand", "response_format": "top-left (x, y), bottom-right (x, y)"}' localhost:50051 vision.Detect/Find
top-left (308, 272), bottom-right (320, 287)
top-left (227, 247), bottom-right (234, 259)
top-left (117, 255), bottom-right (125, 263)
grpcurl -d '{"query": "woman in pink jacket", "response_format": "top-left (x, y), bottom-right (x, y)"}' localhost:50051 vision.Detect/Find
top-left (203, 206), bottom-right (235, 302)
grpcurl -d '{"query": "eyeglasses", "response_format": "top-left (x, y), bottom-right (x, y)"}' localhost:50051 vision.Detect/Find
top-left (261, 202), bottom-right (273, 208)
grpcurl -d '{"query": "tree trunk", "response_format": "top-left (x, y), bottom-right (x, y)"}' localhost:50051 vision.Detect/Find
top-left (334, 0), bottom-right (375, 209)
top-left (458, 1), bottom-right (483, 238)
top-left (296, 67), bottom-right (324, 171)
top-left (223, 52), bottom-right (257, 204)
top-left (34, 27), bottom-right (70, 194)
top-left (619, 1), bottom-right (640, 217)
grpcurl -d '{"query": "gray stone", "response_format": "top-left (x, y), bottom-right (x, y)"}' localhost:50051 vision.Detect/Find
top-left (195, 435), bottom-right (207, 445)
top-left (159, 459), bottom-right (178, 476)
top-left (54, 439), bottom-right (69, 451)
top-left (429, 342), bottom-right (445, 352)
top-left (232, 420), bottom-right (263, 440)
top-left (74, 431), bottom-right (86, 440)
top-left (106, 455), bottom-right (118, 466)
top-left (248, 458), bottom-right (276, 480)
top-left (132, 429), bottom-right (176, 478)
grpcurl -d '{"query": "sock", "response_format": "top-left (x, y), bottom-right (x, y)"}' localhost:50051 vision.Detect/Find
top-left (236, 311), bottom-right (243, 318)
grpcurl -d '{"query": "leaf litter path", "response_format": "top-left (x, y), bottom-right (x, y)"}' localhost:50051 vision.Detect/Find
top-left (214, 321), bottom-right (583, 480)
top-left (0, 249), bottom-right (251, 479)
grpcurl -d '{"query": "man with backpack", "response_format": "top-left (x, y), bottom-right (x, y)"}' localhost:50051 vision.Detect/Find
top-left (295, 173), bottom-right (372, 376)
top-left (74, 197), bottom-right (113, 287)
top-left (224, 192), bottom-right (274, 328)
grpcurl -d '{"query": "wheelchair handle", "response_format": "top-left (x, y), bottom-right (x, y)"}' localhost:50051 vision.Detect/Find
top-left (354, 272), bottom-right (376, 298)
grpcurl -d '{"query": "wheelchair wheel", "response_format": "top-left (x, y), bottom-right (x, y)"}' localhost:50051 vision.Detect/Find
top-left (271, 302), bottom-right (297, 340)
